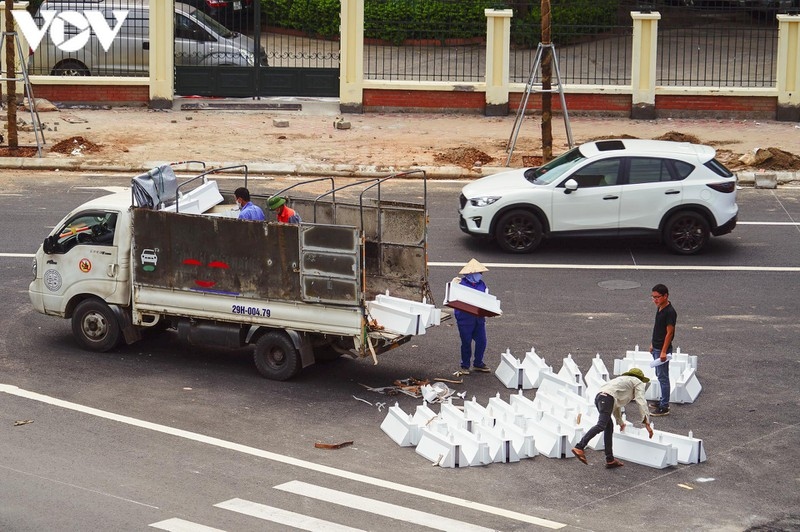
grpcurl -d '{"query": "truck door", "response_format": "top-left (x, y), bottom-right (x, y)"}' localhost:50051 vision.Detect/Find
top-left (40, 211), bottom-right (122, 314)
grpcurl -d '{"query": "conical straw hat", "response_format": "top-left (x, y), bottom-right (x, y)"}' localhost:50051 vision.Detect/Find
top-left (459, 258), bottom-right (489, 275)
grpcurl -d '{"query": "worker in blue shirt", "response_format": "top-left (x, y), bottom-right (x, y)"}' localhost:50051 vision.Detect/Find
top-left (235, 187), bottom-right (265, 221)
top-left (453, 258), bottom-right (491, 375)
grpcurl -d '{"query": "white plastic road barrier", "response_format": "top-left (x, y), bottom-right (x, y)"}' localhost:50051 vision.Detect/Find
top-left (473, 420), bottom-right (538, 462)
top-left (650, 428), bottom-right (707, 464)
top-left (161, 179), bottom-right (224, 214)
top-left (411, 403), bottom-right (439, 427)
top-left (440, 401), bottom-right (471, 431)
top-left (366, 299), bottom-right (424, 335)
top-left (494, 349), bottom-right (535, 390)
top-left (614, 345), bottom-right (702, 404)
top-left (584, 354), bottom-right (610, 399)
top-left (557, 354), bottom-right (586, 397)
top-left (415, 425), bottom-right (461, 467)
top-left (611, 426), bottom-right (679, 469)
top-left (487, 392), bottom-right (527, 428)
top-left (443, 281), bottom-right (502, 317)
top-left (380, 403), bottom-right (423, 447)
top-left (374, 293), bottom-right (441, 328)
top-left (520, 347), bottom-right (554, 388)
top-left (672, 367), bottom-right (702, 404)
top-left (537, 371), bottom-right (583, 398)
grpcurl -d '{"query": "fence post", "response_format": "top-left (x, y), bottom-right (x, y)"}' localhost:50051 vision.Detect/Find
top-left (776, 14), bottom-right (800, 122)
top-left (340, 0), bottom-right (364, 113)
top-left (484, 9), bottom-right (513, 117)
top-left (630, 11), bottom-right (660, 120)
top-left (148, 0), bottom-right (173, 109)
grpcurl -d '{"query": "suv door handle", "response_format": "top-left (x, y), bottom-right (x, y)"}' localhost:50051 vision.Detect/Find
top-left (665, 190), bottom-right (680, 195)
top-left (603, 195), bottom-right (619, 200)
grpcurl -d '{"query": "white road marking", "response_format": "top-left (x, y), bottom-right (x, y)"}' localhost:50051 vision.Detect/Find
top-left (0, 253), bottom-right (34, 258)
top-left (149, 518), bottom-right (225, 531)
top-left (274, 480), bottom-right (495, 532)
top-left (0, 385), bottom-right (565, 530)
top-left (737, 221), bottom-right (800, 225)
top-left (215, 498), bottom-right (365, 532)
top-left (429, 261), bottom-right (800, 272)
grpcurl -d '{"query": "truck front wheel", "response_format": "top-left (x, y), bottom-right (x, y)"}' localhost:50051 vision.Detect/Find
top-left (253, 331), bottom-right (302, 381)
top-left (71, 299), bottom-right (121, 352)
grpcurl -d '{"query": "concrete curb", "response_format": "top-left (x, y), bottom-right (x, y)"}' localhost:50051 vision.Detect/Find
top-left (0, 157), bottom-right (797, 185)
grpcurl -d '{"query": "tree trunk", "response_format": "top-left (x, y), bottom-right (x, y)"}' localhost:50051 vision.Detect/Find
top-left (540, 0), bottom-right (552, 163)
top-left (5, 0), bottom-right (18, 147)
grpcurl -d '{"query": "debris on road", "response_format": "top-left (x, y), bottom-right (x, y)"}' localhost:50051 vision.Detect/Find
top-left (360, 377), bottom-right (429, 398)
top-left (314, 441), bottom-right (354, 450)
top-left (14, 419), bottom-right (33, 426)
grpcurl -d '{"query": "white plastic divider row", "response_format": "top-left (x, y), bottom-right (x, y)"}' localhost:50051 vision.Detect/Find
top-left (613, 345), bottom-right (702, 404)
top-left (366, 292), bottom-right (440, 336)
top-left (494, 347), bottom-right (555, 390)
top-left (584, 354), bottom-right (611, 400)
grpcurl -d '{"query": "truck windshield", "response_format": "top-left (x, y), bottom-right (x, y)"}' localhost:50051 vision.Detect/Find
top-left (525, 147), bottom-right (586, 185)
top-left (52, 211), bottom-right (118, 253)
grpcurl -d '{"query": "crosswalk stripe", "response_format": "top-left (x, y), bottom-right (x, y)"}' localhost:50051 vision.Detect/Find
top-left (275, 480), bottom-right (495, 532)
top-left (149, 517), bottom-right (225, 531)
top-left (215, 498), bottom-right (366, 532)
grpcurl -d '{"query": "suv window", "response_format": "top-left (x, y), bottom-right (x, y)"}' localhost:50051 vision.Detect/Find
top-left (627, 157), bottom-right (675, 184)
top-left (568, 158), bottom-right (621, 187)
top-left (704, 158), bottom-right (734, 178)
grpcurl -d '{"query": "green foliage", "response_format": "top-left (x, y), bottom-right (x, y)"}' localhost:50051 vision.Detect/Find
top-left (260, 0), bottom-right (621, 45)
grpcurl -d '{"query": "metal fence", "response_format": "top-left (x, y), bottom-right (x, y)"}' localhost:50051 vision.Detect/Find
top-left (656, 8), bottom-right (778, 87)
top-left (365, 1), bottom-right (782, 88)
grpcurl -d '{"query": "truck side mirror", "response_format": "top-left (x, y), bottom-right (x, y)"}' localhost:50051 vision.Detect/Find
top-left (43, 235), bottom-right (59, 254)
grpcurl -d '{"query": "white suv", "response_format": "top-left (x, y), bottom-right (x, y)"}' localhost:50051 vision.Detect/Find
top-left (459, 139), bottom-right (738, 254)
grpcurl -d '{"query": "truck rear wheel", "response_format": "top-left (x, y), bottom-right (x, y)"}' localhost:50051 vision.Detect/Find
top-left (71, 299), bottom-right (121, 352)
top-left (253, 331), bottom-right (302, 381)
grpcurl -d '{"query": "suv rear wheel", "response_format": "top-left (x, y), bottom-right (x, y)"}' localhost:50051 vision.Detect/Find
top-left (495, 210), bottom-right (543, 253)
top-left (664, 211), bottom-right (710, 255)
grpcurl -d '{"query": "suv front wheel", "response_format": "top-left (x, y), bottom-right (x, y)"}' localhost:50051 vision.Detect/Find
top-left (495, 209), bottom-right (543, 253)
top-left (664, 211), bottom-right (710, 255)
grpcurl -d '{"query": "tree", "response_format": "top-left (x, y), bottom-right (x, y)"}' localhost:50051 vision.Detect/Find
top-left (540, 0), bottom-right (552, 162)
top-left (5, 0), bottom-right (18, 148)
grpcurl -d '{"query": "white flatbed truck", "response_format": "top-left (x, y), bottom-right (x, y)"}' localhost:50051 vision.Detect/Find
top-left (28, 164), bottom-right (439, 380)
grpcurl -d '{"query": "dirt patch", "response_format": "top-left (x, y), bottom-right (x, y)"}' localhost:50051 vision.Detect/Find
top-left (434, 147), bottom-right (494, 169)
top-left (654, 131), bottom-right (702, 144)
top-left (0, 146), bottom-right (39, 157)
top-left (49, 136), bottom-right (101, 156)
top-left (750, 147), bottom-right (800, 171)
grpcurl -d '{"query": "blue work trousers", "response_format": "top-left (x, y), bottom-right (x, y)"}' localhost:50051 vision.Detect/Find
top-left (456, 313), bottom-right (486, 369)
top-left (651, 348), bottom-right (671, 408)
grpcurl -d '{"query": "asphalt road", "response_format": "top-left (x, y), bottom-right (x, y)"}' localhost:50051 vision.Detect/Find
top-left (1, 172), bottom-right (799, 531)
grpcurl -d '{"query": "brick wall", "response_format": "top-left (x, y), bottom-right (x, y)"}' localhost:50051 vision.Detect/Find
top-left (32, 84), bottom-right (150, 106)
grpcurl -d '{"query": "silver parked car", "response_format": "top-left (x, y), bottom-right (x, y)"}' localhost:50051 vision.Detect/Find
top-left (27, 0), bottom-right (267, 76)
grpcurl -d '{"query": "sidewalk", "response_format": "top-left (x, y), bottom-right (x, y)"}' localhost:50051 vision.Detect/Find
top-left (3, 97), bottom-right (799, 184)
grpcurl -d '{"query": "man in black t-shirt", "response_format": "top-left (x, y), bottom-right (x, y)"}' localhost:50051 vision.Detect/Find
top-left (650, 283), bottom-right (677, 416)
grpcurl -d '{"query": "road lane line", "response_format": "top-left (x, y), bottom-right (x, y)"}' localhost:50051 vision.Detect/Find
top-left (274, 481), bottom-right (494, 532)
top-left (429, 262), bottom-right (800, 272)
top-left (149, 518), bottom-right (225, 531)
top-left (0, 384), bottom-right (565, 530)
top-left (0, 253), bottom-right (34, 258)
top-left (215, 498), bottom-right (366, 532)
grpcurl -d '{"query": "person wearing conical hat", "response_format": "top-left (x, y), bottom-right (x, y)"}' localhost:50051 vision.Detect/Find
top-left (571, 368), bottom-right (654, 469)
top-left (453, 258), bottom-right (491, 375)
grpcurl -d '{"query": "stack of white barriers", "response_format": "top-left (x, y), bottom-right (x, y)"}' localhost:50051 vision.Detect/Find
top-left (381, 346), bottom-right (706, 469)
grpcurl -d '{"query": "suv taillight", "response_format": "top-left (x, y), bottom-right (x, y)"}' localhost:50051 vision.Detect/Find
top-left (706, 182), bottom-right (735, 193)
top-left (206, 0), bottom-right (227, 7)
